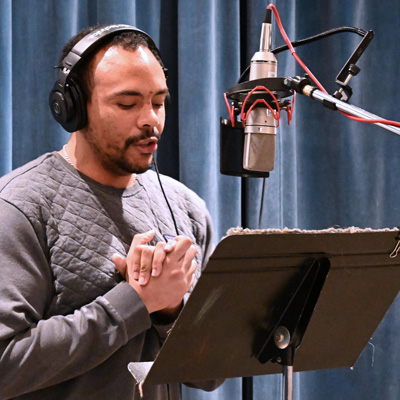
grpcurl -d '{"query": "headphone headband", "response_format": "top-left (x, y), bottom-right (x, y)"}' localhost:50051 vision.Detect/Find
top-left (49, 24), bottom-right (164, 132)
top-left (56, 24), bottom-right (160, 89)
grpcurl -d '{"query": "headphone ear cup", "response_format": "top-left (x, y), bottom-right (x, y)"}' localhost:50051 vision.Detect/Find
top-left (49, 84), bottom-right (71, 129)
top-left (48, 79), bottom-right (87, 133)
top-left (67, 80), bottom-right (87, 132)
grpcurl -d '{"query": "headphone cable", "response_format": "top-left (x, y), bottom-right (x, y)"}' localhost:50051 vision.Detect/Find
top-left (153, 159), bottom-right (180, 238)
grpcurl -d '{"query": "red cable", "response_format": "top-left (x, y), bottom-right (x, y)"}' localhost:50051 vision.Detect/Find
top-left (267, 4), bottom-right (327, 94)
top-left (224, 92), bottom-right (236, 127)
top-left (240, 86), bottom-right (281, 127)
top-left (287, 91), bottom-right (296, 125)
top-left (341, 112), bottom-right (400, 127)
top-left (267, 3), bottom-right (400, 129)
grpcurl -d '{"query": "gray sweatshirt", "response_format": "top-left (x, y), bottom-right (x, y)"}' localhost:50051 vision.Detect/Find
top-left (0, 152), bottom-right (218, 399)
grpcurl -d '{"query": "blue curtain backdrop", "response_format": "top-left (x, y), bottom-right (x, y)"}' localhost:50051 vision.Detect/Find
top-left (1, 0), bottom-right (400, 399)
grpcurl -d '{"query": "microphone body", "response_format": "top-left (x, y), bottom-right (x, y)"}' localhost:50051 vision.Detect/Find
top-left (243, 9), bottom-right (278, 172)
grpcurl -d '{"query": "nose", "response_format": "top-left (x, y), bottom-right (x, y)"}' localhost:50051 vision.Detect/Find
top-left (137, 103), bottom-right (160, 129)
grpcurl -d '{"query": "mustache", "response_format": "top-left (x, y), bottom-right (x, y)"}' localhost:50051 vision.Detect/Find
top-left (124, 128), bottom-right (161, 149)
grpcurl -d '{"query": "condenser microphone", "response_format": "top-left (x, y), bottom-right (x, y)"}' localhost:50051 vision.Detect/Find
top-left (243, 9), bottom-right (278, 172)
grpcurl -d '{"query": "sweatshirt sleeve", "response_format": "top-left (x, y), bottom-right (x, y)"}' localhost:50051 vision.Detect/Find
top-left (0, 199), bottom-right (151, 399)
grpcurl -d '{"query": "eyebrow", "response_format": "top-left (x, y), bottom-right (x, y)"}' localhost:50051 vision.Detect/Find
top-left (109, 88), bottom-right (169, 99)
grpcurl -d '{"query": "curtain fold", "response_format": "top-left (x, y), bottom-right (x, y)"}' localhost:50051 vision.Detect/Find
top-left (0, 0), bottom-right (12, 175)
top-left (176, 0), bottom-right (243, 236)
top-left (1, 1), bottom-right (400, 399)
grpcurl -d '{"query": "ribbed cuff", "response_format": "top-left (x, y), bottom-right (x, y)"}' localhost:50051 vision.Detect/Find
top-left (104, 282), bottom-right (152, 339)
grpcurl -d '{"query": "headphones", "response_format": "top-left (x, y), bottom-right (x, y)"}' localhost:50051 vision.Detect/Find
top-left (49, 24), bottom-right (165, 133)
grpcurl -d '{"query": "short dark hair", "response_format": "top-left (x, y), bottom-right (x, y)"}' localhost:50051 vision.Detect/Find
top-left (58, 25), bottom-right (165, 102)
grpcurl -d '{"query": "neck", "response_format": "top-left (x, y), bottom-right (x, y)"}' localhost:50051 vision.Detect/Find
top-left (60, 133), bottom-right (137, 188)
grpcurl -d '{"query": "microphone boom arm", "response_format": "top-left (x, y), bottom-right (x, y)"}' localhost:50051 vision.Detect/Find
top-left (284, 76), bottom-right (400, 137)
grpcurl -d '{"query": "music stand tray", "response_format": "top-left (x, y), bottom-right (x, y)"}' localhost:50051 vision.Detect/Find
top-left (128, 227), bottom-right (400, 395)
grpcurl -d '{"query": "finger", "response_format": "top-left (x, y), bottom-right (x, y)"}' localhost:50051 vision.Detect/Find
top-left (182, 245), bottom-right (198, 271)
top-left (167, 236), bottom-right (193, 261)
top-left (127, 231), bottom-right (156, 280)
top-left (189, 268), bottom-right (197, 288)
top-left (163, 239), bottom-right (177, 252)
top-left (189, 259), bottom-right (197, 275)
top-left (112, 253), bottom-right (127, 278)
top-left (138, 245), bottom-right (154, 286)
top-left (187, 260), bottom-right (198, 290)
top-left (152, 242), bottom-right (167, 277)
top-left (129, 245), bottom-right (144, 281)
top-left (130, 230), bottom-right (155, 247)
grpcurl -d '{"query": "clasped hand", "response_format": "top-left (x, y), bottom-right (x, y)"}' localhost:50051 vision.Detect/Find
top-left (112, 230), bottom-right (197, 315)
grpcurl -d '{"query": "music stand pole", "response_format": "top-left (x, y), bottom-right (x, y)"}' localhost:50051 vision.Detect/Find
top-left (282, 366), bottom-right (293, 400)
top-left (254, 258), bottom-right (330, 400)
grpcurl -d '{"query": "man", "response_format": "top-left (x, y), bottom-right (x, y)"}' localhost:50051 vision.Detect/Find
top-left (0, 25), bottom-right (220, 399)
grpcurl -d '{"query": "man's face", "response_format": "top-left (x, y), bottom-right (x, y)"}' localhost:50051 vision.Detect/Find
top-left (82, 45), bottom-right (168, 175)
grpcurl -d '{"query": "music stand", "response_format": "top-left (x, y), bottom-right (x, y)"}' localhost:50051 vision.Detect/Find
top-left (128, 227), bottom-right (400, 399)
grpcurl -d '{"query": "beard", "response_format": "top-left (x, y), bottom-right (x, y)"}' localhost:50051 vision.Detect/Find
top-left (83, 126), bottom-right (161, 175)
top-left (112, 153), bottom-right (153, 175)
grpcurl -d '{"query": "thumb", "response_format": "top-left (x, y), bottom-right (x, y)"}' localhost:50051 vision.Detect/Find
top-left (112, 253), bottom-right (127, 278)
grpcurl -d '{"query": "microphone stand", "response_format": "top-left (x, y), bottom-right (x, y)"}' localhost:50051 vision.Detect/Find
top-left (284, 76), bottom-right (400, 137)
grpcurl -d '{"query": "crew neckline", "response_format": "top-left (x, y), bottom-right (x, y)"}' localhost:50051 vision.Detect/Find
top-left (54, 151), bottom-right (144, 197)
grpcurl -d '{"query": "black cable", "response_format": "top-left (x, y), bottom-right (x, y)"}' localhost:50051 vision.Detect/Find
top-left (238, 26), bottom-right (368, 83)
top-left (272, 25), bottom-right (367, 55)
top-left (153, 159), bottom-right (180, 237)
top-left (258, 177), bottom-right (266, 229)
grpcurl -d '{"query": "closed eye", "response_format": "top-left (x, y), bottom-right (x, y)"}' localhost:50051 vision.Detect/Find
top-left (117, 104), bottom-right (135, 110)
